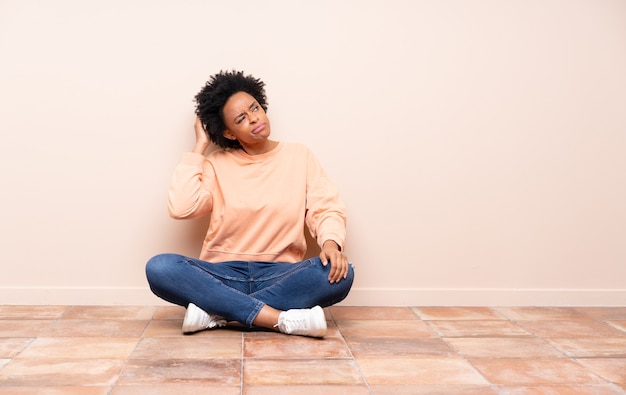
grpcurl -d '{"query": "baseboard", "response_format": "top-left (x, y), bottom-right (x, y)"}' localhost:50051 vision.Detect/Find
top-left (0, 286), bottom-right (168, 306)
top-left (340, 287), bottom-right (626, 306)
top-left (1, 286), bottom-right (625, 306)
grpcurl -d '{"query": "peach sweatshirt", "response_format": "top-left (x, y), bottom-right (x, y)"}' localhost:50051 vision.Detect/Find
top-left (168, 142), bottom-right (346, 263)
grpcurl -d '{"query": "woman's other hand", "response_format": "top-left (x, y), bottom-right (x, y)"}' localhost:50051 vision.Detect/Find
top-left (193, 116), bottom-right (211, 154)
top-left (320, 240), bottom-right (349, 284)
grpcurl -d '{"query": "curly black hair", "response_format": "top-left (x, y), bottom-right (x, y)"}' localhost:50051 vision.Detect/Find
top-left (194, 70), bottom-right (268, 149)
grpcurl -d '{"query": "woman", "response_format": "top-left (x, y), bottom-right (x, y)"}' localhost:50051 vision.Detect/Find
top-left (146, 70), bottom-right (354, 338)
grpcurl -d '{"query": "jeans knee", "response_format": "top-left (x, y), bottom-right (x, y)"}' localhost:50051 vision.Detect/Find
top-left (312, 258), bottom-right (355, 286)
top-left (145, 253), bottom-right (178, 283)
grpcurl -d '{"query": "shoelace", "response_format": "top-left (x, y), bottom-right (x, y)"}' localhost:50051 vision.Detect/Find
top-left (282, 315), bottom-right (309, 332)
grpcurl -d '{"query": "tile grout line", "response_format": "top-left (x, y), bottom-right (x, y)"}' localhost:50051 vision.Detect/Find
top-left (329, 308), bottom-right (375, 394)
top-left (240, 331), bottom-right (244, 395)
top-left (496, 311), bottom-right (618, 385)
top-left (2, 305), bottom-right (73, 375)
top-left (418, 311), bottom-right (502, 393)
top-left (106, 306), bottom-right (154, 394)
top-left (469, 308), bottom-right (625, 391)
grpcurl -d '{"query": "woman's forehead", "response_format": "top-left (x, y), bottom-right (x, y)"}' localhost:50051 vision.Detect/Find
top-left (224, 92), bottom-right (256, 113)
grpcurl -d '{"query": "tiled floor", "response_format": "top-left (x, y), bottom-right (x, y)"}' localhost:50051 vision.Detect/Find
top-left (1, 306), bottom-right (625, 394)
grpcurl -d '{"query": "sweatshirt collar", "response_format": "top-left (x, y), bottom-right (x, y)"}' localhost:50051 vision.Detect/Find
top-left (233, 141), bottom-right (283, 162)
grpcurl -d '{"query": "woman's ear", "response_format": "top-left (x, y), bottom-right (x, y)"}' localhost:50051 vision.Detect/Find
top-left (223, 130), bottom-right (236, 140)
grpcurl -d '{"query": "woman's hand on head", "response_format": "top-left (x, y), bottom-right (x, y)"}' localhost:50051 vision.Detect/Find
top-left (193, 116), bottom-right (211, 154)
top-left (320, 240), bottom-right (349, 284)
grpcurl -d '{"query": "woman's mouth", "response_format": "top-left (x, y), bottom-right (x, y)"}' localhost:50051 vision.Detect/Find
top-left (252, 124), bottom-right (266, 134)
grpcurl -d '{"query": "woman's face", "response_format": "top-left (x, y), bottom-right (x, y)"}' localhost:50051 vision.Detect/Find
top-left (222, 91), bottom-right (271, 148)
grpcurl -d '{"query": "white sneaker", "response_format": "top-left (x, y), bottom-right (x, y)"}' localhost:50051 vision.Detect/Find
top-left (182, 303), bottom-right (227, 334)
top-left (276, 305), bottom-right (327, 338)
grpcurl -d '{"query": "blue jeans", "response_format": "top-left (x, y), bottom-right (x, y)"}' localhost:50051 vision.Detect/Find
top-left (145, 254), bottom-right (355, 327)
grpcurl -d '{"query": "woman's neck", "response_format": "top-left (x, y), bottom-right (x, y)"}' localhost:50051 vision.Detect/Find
top-left (240, 140), bottom-right (279, 156)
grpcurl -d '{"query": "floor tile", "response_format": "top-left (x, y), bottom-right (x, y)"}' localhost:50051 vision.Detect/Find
top-left (427, 320), bottom-right (530, 337)
top-left (16, 337), bottom-right (138, 359)
top-left (0, 387), bottom-right (109, 394)
top-left (336, 319), bottom-right (436, 339)
top-left (413, 307), bottom-right (503, 320)
top-left (244, 336), bottom-right (351, 359)
top-left (0, 320), bottom-right (54, 337)
top-left (0, 358), bottom-right (10, 370)
top-left (517, 319), bottom-right (626, 338)
top-left (41, 319), bottom-right (149, 338)
top-left (576, 358), bottom-right (626, 385)
top-left (130, 336), bottom-right (241, 359)
top-left (446, 337), bottom-right (565, 359)
top-left (142, 319), bottom-right (245, 338)
top-left (243, 385), bottom-right (371, 395)
top-left (244, 359), bottom-right (362, 385)
top-left (2, 305), bottom-right (625, 392)
top-left (547, 338), bottom-right (626, 358)
top-left (141, 319), bottom-right (184, 337)
top-left (0, 338), bottom-right (33, 358)
top-left (495, 384), bottom-right (626, 394)
top-left (0, 358), bottom-right (125, 386)
top-left (356, 357), bottom-right (488, 385)
top-left (606, 320), bottom-right (626, 333)
top-left (494, 307), bottom-right (591, 321)
top-left (328, 306), bottom-right (418, 320)
top-left (62, 306), bottom-right (157, 320)
top-left (322, 320), bottom-right (343, 337)
top-left (117, 358), bottom-right (241, 386)
top-left (346, 337), bottom-right (456, 358)
top-left (243, 321), bottom-right (342, 338)
top-left (0, 306), bottom-right (70, 320)
top-left (152, 305), bottom-right (186, 320)
top-left (575, 307), bottom-right (626, 320)
top-left (110, 384), bottom-right (241, 395)
top-left (470, 358), bottom-right (606, 385)
top-left (369, 384), bottom-right (498, 394)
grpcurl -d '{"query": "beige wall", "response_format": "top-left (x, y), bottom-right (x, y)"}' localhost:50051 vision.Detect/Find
top-left (1, 0), bottom-right (625, 306)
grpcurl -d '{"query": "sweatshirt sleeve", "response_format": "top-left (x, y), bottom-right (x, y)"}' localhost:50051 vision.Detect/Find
top-left (304, 148), bottom-right (347, 250)
top-left (167, 152), bottom-right (215, 219)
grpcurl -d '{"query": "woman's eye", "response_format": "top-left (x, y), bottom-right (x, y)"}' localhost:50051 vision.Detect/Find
top-left (252, 105), bottom-right (259, 112)
top-left (236, 117), bottom-right (244, 124)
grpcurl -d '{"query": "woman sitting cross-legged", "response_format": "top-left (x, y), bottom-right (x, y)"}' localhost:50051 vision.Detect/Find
top-left (145, 70), bottom-right (354, 338)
